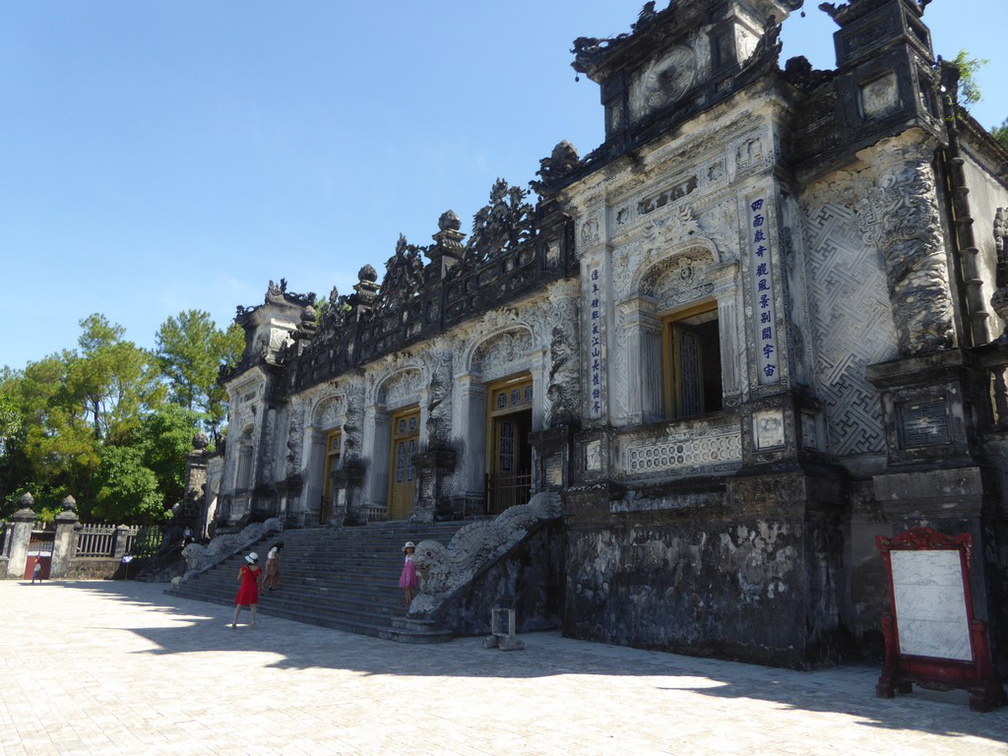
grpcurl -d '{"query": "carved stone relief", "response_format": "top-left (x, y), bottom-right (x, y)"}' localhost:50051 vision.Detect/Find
top-left (425, 350), bottom-right (454, 449)
top-left (311, 393), bottom-right (346, 429)
top-left (285, 404), bottom-right (306, 478)
top-left (341, 383), bottom-right (365, 461)
top-left (545, 291), bottom-right (581, 426)
top-left (470, 328), bottom-right (534, 380)
top-left (628, 44), bottom-right (699, 123)
top-left (376, 367), bottom-right (424, 409)
top-left (620, 419), bottom-right (743, 478)
top-left (753, 409), bottom-right (785, 450)
top-left (860, 72), bottom-right (900, 120)
top-left (580, 215), bottom-right (601, 246)
top-left (736, 135), bottom-right (765, 173)
top-left (864, 139), bottom-right (955, 356)
top-left (641, 248), bottom-right (716, 307)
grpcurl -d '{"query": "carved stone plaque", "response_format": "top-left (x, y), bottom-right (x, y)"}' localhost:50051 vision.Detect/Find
top-left (898, 398), bottom-right (949, 448)
top-left (754, 409), bottom-right (785, 450)
top-left (860, 72), bottom-right (899, 120)
top-left (890, 550), bottom-right (972, 662)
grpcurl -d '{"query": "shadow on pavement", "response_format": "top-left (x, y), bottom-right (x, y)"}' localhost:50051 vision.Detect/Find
top-left (51, 580), bottom-right (1008, 744)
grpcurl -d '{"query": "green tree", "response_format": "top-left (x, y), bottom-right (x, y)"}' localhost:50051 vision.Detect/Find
top-left (951, 49), bottom-right (987, 106)
top-left (90, 444), bottom-right (164, 524)
top-left (66, 314), bottom-right (166, 442)
top-left (155, 311), bottom-right (244, 443)
top-left (992, 118), bottom-right (1008, 151)
top-left (9, 355), bottom-right (98, 494)
top-left (129, 404), bottom-right (203, 512)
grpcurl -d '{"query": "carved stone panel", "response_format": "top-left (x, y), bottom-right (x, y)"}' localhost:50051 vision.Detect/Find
top-left (801, 173), bottom-right (899, 456)
top-left (470, 328), bottom-right (534, 382)
top-left (619, 419), bottom-right (743, 479)
top-left (860, 72), bottom-right (900, 121)
top-left (628, 45), bottom-right (699, 124)
top-left (377, 368), bottom-right (423, 410)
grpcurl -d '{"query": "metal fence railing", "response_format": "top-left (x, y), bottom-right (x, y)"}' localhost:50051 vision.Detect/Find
top-left (486, 471), bottom-right (532, 515)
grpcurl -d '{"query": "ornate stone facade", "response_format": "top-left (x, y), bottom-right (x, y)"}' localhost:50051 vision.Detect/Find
top-left (208, 0), bottom-right (1008, 672)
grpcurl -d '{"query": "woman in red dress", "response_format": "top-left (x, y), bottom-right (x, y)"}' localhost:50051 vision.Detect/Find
top-left (232, 552), bottom-right (262, 629)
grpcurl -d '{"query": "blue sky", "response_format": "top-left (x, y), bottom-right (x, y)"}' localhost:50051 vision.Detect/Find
top-left (2, 0), bottom-right (1006, 371)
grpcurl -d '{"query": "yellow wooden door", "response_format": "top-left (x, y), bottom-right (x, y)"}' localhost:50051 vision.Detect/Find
top-left (486, 376), bottom-right (533, 514)
top-left (321, 430), bottom-right (341, 525)
top-left (388, 408), bottom-right (419, 520)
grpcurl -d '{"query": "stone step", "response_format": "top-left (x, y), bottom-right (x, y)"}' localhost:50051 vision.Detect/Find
top-left (171, 521), bottom-right (467, 642)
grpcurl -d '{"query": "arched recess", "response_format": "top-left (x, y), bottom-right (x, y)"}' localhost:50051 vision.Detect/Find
top-left (467, 326), bottom-right (535, 382)
top-left (364, 365), bottom-right (425, 520)
top-left (619, 239), bottom-right (740, 425)
top-left (234, 424), bottom-right (255, 492)
top-left (374, 366), bottom-right (425, 410)
top-left (464, 325), bottom-right (539, 513)
top-left (302, 393), bottom-right (346, 525)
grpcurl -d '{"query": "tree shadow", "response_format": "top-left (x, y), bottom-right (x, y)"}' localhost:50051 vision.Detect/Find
top-left (56, 580), bottom-right (1008, 745)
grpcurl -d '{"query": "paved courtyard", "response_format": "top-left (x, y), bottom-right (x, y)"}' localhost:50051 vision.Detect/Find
top-left (0, 580), bottom-right (1005, 755)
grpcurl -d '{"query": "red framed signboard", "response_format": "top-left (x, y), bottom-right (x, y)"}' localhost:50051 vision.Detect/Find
top-left (875, 527), bottom-right (1005, 711)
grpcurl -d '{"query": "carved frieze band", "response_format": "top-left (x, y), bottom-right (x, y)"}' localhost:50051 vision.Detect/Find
top-left (621, 424), bottom-right (743, 477)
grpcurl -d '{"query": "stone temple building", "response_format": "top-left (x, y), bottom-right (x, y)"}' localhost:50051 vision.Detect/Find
top-left (203, 0), bottom-right (1008, 671)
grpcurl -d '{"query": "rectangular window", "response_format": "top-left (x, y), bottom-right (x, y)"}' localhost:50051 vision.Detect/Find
top-left (663, 301), bottom-right (723, 420)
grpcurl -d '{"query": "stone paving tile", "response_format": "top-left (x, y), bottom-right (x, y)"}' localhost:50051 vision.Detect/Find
top-left (1, 580), bottom-right (1006, 755)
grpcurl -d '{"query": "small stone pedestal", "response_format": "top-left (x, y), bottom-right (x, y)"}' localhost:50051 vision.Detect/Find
top-left (482, 607), bottom-right (525, 651)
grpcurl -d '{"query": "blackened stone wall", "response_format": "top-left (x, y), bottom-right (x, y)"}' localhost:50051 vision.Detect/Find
top-left (562, 470), bottom-right (847, 669)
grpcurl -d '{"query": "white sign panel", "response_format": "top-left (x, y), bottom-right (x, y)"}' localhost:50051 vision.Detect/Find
top-left (890, 550), bottom-right (972, 662)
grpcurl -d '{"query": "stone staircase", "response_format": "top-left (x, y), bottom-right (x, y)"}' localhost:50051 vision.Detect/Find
top-left (170, 521), bottom-right (468, 642)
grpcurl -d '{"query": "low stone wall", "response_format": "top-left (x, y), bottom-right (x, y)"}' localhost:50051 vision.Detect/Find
top-left (66, 557), bottom-right (130, 581)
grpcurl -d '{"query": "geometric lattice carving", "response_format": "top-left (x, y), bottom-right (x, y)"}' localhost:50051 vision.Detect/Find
top-left (623, 424), bottom-right (742, 476)
top-left (802, 198), bottom-right (898, 455)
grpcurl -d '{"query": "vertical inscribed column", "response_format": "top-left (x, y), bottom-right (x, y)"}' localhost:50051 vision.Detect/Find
top-left (748, 195), bottom-right (780, 386)
top-left (587, 266), bottom-right (604, 420)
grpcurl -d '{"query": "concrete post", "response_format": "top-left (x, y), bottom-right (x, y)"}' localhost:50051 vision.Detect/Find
top-left (5, 494), bottom-right (36, 580)
top-left (50, 495), bottom-right (80, 579)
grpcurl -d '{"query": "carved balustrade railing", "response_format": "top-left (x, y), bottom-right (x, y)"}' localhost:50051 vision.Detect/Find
top-left (292, 222), bottom-right (572, 392)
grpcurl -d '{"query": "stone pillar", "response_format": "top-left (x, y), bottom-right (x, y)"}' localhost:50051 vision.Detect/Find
top-left (334, 459), bottom-right (366, 525)
top-left (365, 406), bottom-right (392, 518)
top-left (453, 374), bottom-right (487, 499)
top-left (302, 429), bottom-right (327, 520)
top-left (182, 432), bottom-right (210, 525)
top-left (5, 494), bottom-right (36, 580)
top-left (412, 449), bottom-right (456, 522)
top-left (113, 526), bottom-right (132, 560)
top-left (50, 496), bottom-right (80, 579)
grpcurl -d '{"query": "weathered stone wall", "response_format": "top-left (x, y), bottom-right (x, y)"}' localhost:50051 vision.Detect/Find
top-left (563, 470), bottom-right (847, 669)
top-left (961, 151), bottom-right (1008, 342)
